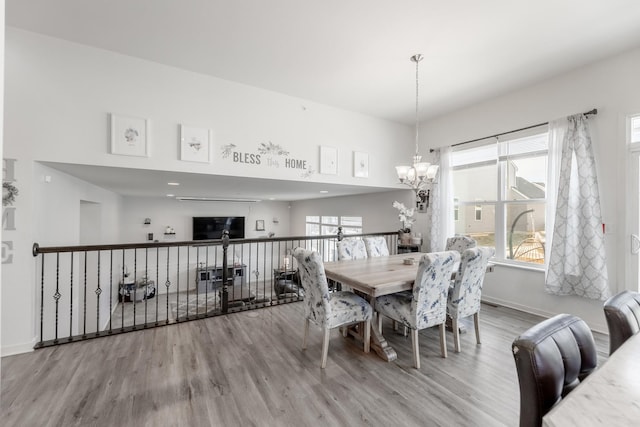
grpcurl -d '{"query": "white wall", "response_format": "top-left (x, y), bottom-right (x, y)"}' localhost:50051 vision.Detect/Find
top-left (120, 197), bottom-right (291, 244)
top-left (422, 47), bottom-right (640, 332)
top-left (0, 0), bottom-right (5, 360)
top-left (1, 28), bottom-right (412, 355)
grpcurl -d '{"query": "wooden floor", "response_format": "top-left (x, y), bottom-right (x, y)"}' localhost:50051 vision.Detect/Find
top-left (1, 302), bottom-right (608, 427)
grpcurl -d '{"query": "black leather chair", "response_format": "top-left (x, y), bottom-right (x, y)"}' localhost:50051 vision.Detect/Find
top-left (511, 314), bottom-right (597, 427)
top-left (603, 290), bottom-right (640, 355)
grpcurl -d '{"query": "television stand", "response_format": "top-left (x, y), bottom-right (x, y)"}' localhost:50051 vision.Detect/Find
top-left (196, 265), bottom-right (252, 299)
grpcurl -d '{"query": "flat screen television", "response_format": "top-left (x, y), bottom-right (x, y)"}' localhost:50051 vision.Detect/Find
top-left (192, 216), bottom-right (245, 240)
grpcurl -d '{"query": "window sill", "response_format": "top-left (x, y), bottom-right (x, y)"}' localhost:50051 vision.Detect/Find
top-left (490, 260), bottom-right (545, 273)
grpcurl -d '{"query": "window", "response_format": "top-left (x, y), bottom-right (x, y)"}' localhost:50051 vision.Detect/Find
top-left (474, 204), bottom-right (482, 221)
top-left (451, 130), bottom-right (548, 266)
top-left (305, 215), bottom-right (363, 261)
top-left (453, 198), bottom-right (459, 221)
top-left (632, 115), bottom-right (640, 143)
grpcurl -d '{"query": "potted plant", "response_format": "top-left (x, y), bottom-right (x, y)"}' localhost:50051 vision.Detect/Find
top-left (393, 201), bottom-right (415, 244)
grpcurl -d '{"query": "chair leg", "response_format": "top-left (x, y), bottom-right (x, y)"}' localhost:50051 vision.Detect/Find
top-left (363, 319), bottom-right (371, 353)
top-left (439, 323), bottom-right (448, 358)
top-left (474, 312), bottom-right (481, 345)
top-left (452, 317), bottom-right (461, 353)
top-left (302, 318), bottom-right (310, 350)
top-left (403, 326), bottom-right (408, 337)
top-left (411, 329), bottom-right (420, 369)
top-left (320, 328), bottom-right (331, 369)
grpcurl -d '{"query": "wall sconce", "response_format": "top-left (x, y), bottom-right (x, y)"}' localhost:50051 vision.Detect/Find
top-left (144, 218), bottom-right (151, 225)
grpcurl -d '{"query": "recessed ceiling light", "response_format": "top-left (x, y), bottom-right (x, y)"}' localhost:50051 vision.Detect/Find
top-left (166, 194), bottom-right (175, 197)
top-left (167, 182), bottom-right (180, 186)
top-left (320, 190), bottom-right (329, 194)
top-left (268, 197), bottom-right (276, 201)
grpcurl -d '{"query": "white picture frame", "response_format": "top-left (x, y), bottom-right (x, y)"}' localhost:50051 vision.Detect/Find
top-left (319, 146), bottom-right (338, 175)
top-left (353, 151), bottom-right (369, 178)
top-left (110, 113), bottom-right (149, 157)
top-left (180, 125), bottom-right (211, 163)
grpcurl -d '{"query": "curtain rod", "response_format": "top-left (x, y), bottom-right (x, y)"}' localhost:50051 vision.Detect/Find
top-left (431, 108), bottom-right (598, 152)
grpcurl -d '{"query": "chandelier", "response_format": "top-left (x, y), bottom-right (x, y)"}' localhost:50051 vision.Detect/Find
top-left (395, 54), bottom-right (439, 211)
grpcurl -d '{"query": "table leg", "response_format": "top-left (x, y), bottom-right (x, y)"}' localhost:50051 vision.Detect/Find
top-left (445, 317), bottom-right (467, 334)
top-left (369, 317), bottom-right (397, 362)
top-left (343, 298), bottom-right (398, 362)
top-left (368, 297), bottom-right (397, 362)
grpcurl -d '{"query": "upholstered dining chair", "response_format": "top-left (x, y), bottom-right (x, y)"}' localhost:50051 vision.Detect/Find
top-left (445, 235), bottom-right (477, 254)
top-left (375, 251), bottom-right (460, 369)
top-left (292, 248), bottom-right (372, 369)
top-left (447, 246), bottom-right (494, 352)
top-left (336, 238), bottom-right (368, 261)
top-left (512, 314), bottom-right (597, 427)
top-left (335, 238), bottom-right (368, 292)
top-left (603, 290), bottom-right (640, 355)
top-left (363, 236), bottom-right (390, 258)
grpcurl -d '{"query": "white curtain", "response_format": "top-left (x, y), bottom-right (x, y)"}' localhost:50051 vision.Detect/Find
top-left (428, 147), bottom-right (454, 251)
top-left (545, 114), bottom-right (610, 300)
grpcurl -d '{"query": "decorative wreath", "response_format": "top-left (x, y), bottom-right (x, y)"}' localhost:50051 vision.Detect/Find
top-left (3, 182), bottom-right (19, 206)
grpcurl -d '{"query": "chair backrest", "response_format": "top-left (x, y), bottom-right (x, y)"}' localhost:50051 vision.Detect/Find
top-left (603, 290), bottom-right (640, 355)
top-left (512, 314), bottom-right (597, 427)
top-left (293, 248), bottom-right (331, 326)
top-left (336, 238), bottom-right (368, 260)
top-left (411, 251), bottom-right (460, 330)
top-left (447, 246), bottom-right (494, 319)
top-left (445, 235), bottom-right (477, 253)
top-left (363, 236), bottom-right (390, 257)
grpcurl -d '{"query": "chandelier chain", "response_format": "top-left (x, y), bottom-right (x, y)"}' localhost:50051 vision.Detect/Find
top-left (415, 55), bottom-right (420, 157)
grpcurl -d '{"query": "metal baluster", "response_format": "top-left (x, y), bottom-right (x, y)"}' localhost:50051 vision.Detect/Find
top-left (96, 251), bottom-right (101, 336)
top-left (39, 253), bottom-right (45, 347)
top-left (155, 248), bottom-right (159, 326)
top-left (82, 251), bottom-right (87, 338)
top-left (221, 230), bottom-right (229, 313)
top-left (54, 253), bottom-right (60, 343)
top-left (175, 246), bottom-right (180, 322)
top-left (69, 252), bottom-right (74, 341)
top-left (165, 247), bottom-right (171, 324)
top-left (109, 250), bottom-right (113, 334)
top-left (133, 249), bottom-right (137, 328)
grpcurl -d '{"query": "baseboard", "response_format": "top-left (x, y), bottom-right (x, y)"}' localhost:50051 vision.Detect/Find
top-left (481, 295), bottom-right (608, 335)
top-left (1, 339), bottom-right (36, 357)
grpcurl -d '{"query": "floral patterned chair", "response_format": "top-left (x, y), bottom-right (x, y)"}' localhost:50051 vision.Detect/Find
top-left (375, 251), bottom-right (460, 369)
top-left (335, 238), bottom-right (368, 292)
top-left (363, 236), bottom-right (390, 258)
top-left (445, 235), bottom-right (477, 254)
top-left (293, 248), bottom-right (372, 369)
top-left (447, 246), bottom-right (495, 352)
top-left (336, 238), bottom-right (368, 260)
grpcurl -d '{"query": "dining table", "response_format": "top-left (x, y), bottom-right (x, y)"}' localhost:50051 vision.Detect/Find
top-left (323, 252), bottom-right (495, 362)
top-left (542, 331), bottom-right (640, 426)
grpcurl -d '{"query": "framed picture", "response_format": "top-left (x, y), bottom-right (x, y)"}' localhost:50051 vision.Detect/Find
top-left (110, 114), bottom-right (149, 157)
top-left (353, 151), bottom-right (369, 178)
top-left (180, 125), bottom-right (211, 163)
top-left (256, 220), bottom-right (265, 231)
top-left (319, 146), bottom-right (338, 175)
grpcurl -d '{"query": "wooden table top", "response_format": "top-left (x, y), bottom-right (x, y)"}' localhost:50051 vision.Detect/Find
top-left (323, 253), bottom-right (429, 297)
top-left (542, 331), bottom-right (640, 426)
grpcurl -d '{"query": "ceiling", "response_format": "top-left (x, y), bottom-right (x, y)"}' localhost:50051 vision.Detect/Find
top-left (9, 1), bottom-right (640, 200)
top-left (41, 162), bottom-right (398, 202)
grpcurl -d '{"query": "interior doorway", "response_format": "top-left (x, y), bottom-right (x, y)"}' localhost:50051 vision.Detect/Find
top-left (79, 200), bottom-right (102, 244)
